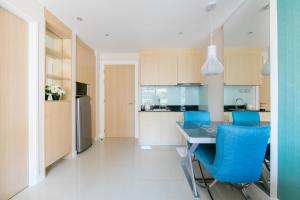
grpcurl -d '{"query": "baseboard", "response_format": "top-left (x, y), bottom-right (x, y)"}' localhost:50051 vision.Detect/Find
top-left (29, 173), bottom-right (45, 187)
top-left (65, 150), bottom-right (77, 159)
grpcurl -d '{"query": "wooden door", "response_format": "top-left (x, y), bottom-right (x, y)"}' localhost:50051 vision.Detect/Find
top-left (0, 7), bottom-right (28, 199)
top-left (105, 65), bottom-right (135, 137)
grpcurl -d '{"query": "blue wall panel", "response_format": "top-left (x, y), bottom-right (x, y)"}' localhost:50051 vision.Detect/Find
top-left (278, 0), bottom-right (300, 199)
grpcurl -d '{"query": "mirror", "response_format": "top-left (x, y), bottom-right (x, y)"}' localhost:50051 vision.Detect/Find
top-left (223, 0), bottom-right (270, 194)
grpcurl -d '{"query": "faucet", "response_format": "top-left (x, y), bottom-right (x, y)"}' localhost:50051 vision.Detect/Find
top-left (157, 97), bottom-right (161, 109)
top-left (235, 97), bottom-right (244, 110)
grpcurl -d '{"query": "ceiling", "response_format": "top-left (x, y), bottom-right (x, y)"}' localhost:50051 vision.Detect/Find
top-left (224, 0), bottom-right (270, 49)
top-left (39, 0), bottom-right (245, 52)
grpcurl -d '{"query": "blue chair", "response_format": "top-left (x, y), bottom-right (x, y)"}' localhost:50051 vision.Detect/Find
top-left (184, 111), bottom-right (210, 123)
top-left (184, 111), bottom-right (213, 187)
top-left (194, 125), bottom-right (270, 198)
top-left (184, 111), bottom-right (211, 150)
top-left (232, 111), bottom-right (260, 124)
top-left (232, 111), bottom-right (270, 171)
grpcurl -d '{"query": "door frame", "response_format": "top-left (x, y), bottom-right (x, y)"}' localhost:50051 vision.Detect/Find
top-left (270, 0), bottom-right (278, 199)
top-left (99, 60), bottom-right (139, 139)
top-left (0, 1), bottom-right (43, 186)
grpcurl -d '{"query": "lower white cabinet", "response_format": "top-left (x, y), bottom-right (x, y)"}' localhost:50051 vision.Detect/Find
top-left (139, 112), bottom-right (185, 146)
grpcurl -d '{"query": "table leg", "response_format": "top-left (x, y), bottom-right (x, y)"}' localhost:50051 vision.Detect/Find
top-left (181, 143), bottom-right (200, 200)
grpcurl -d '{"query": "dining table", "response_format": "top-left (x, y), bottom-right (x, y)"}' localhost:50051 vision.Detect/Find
top-left (176, 121), bottom-right (270, 200)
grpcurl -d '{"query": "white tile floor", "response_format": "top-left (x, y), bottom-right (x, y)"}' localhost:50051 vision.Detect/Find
top-left (12, 138), bottom-right (261, 200)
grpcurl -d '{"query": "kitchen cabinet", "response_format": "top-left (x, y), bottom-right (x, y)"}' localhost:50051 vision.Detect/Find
top-left (139, 112), bottom-right (185, 146)
top-left (140, 51), bottom-right (159, 85)
top-left (140, 49), bottom-right (177, 85)
top-left (157, 52), bottom-right (178, 85)
top-left (76, 37), bottom-right (97, 141)
top-left (140, 49), bottom-right (204, 85)
top-left (45, 101), bottom-right (72, 167)
top-left (177, 49), bottom-right (204, 84)
top-left (224, 48), bottom-right (263, 85)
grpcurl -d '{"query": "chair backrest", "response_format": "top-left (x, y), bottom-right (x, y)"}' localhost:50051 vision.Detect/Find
top-left (213, 125), bottom-right (270, 183)
top-left (184, 111), bottom-right (210, 123)
top-left (232, 111), bottom-right (260, 124)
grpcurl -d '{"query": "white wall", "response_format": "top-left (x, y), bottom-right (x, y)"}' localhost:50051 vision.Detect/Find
top-left (1, 0), bottom-right (45, 186)
top-left (98, 53), bottom-right (139, 139)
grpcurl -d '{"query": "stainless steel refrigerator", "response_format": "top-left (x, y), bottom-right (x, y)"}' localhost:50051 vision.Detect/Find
top-left (76, 96), bottom-right (92, 153)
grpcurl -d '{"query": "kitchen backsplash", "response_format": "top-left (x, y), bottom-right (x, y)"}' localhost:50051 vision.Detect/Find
top-left (140, 85), bottom-right (208, 106)
top-left (224, 86), bottom-right (257, 108)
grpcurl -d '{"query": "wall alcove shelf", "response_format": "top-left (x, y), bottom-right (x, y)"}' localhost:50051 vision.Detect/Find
top-left (44, 9), bottom-right (72, 168)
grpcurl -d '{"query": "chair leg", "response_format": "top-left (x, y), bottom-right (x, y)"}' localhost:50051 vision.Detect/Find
top-left (198, 161), bottom-right (215, 200)
top-left (241, 187), bottom-right (251, 200)
top-left (195, 160), bottom-right (214, 183)
top-left (233, 183), bottom-right (251, 200)
top-left (264, 159), bottom-right (270, 171)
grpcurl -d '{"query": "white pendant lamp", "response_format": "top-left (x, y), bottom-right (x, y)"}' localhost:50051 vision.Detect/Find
top-left (201, 0), bottom-right (224, 76)
top-left (261, 49), bottom-right (270, 76)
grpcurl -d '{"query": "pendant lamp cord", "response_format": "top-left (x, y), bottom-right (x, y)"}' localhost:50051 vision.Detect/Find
top-left (209, 9), bottom-right (214, 45)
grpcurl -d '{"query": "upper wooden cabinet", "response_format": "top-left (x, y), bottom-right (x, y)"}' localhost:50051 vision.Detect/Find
top-left (140, 49), bottom-right (204, 85)
top-left (157, 52), bottom-right (178, 85)
top-left (224, 48), bottom-right (263, 85)
top-left (177, 49), bottom-right (204, 84)
top-left (140, 51), bottom-right (159, 85)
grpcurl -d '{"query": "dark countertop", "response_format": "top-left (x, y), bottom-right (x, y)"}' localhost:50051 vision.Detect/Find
top-left (139, 105), bottom-right (270, 113)
top-left (224, 105), bottom-right (270, 112)
top-left (139, 105), bottom-right (206, 112)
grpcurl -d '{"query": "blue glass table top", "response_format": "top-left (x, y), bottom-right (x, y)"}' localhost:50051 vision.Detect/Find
top-left (176, 121), bottom-right (270, 144)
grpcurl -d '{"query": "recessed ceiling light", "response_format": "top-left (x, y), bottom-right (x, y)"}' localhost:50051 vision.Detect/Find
top-left (247, 31), bottom-right (254, 35)
top-left (76, 17), bottom-right (83, 22)
top-left (104, 33), bottom-right (110, 37)
top-left (177, 32), bottom-right (183, 36)
top-left (261, 4), bottom-right (270, 11)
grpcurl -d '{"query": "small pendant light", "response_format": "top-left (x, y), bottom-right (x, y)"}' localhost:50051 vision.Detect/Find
top-left (261, 48), bottom-right (270, 76)
top-left (201, 0), bottom-right (224, 76)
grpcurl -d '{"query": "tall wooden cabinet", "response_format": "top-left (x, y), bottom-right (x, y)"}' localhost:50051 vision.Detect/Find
top-left (44, 9), bottom-right (72, 167)
top-left (140, 49), bottom-right (204, 85)
top-left (224, 48), bottom-right (263, 85)
top-left (0, 7), bottom-right (29, 199)
top-left (76, 37), bottom-right (96, 141)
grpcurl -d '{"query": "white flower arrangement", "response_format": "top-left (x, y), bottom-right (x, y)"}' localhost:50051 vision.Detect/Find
top-left (49, 85), bottom-right (66, 97)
